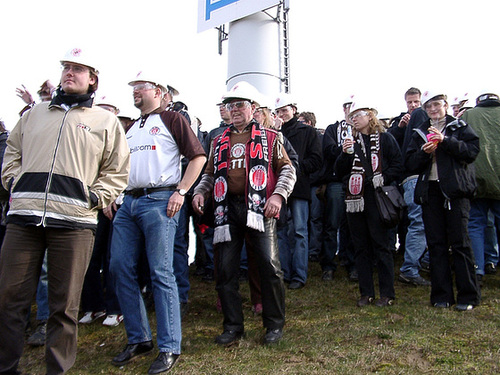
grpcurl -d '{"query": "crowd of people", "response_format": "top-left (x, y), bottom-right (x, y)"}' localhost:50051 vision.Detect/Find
top-left (0, 46), bottom-right (498, 375)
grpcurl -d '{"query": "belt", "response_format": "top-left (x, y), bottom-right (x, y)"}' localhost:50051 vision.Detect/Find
top-left (125, 185), bottom-right (176, 198)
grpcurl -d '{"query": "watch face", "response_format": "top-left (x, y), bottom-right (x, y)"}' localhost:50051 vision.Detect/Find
top-left (178, 189), bottom-right (187, 196)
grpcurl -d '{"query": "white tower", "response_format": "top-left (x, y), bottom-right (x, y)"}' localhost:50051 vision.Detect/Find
top-left (225, 3), bottom-right (290, 99)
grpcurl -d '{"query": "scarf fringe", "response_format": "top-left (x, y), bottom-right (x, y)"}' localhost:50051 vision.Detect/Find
top-left (346, 198), bottom-right (365, 213)
top-left (247, 210), bottom-right (265, 232)
top-left (213, 224), bottom-right (231, 244)
top-left (372, 174), bottom-right (384, 189)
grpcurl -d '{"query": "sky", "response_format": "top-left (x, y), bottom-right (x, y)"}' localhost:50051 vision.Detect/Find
top-left (1, 0), bottom-right (499, 131)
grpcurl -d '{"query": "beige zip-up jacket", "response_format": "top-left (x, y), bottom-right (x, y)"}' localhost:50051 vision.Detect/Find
top-left (1, 100), bottom-right (130, 229)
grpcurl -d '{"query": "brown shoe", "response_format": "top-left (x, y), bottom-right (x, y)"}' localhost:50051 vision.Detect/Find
top-left (357, 296), bottom-right (374, 307)
top-left (375, 297), bottom-right (394, 307)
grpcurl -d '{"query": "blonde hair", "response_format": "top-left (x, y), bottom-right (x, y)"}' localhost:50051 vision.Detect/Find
top-left (352, 109), bottom-right (386, 136)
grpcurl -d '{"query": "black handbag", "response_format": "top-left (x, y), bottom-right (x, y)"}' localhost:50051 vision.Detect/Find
top-left (374, 185), bottom-right (406, 227)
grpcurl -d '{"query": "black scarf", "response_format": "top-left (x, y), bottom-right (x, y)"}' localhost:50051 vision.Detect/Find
top-left (212, 121), bottom-right (269, 243)
top-left (50, 87), bottom-right (94, 108)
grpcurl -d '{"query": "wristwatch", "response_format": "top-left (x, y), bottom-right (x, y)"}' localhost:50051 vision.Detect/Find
top-left (175, 188), bottom-right (187, 196)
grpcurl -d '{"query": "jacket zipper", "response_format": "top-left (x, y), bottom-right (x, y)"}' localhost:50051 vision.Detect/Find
top-left (39, 109), bottom-right (70, 226)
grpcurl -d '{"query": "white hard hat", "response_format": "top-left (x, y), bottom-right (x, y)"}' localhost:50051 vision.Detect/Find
top-left (95, 95), bottom-right (120, 114)
top-left (222, 81), bottom-right (261, 106)
top-left (421, 90), bottom-right (447, 107)
top-left (274, 93), bottom-right (297, 110)
top-left (349, 98), bottom-right (378, 117)
top-left (343, 94), bottom-right (356, 105)
top-left (476, 88), bottom-right (499, 103)
top-left (60, 47), bottom-right (99, 74)
top-left (128, 70), bottom-right (179, 96)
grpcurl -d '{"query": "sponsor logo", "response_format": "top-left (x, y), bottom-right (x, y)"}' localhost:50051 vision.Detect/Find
top-left (130, 144), bottom-right (157, 153)
top-left (76, 123), bottom-right (91, 132)
top-left (149, 126), bottom-right (161, 135)
top-left (249, 165), bottom-right (267, 191)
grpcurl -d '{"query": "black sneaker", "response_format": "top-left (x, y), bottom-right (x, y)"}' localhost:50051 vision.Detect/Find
top-left (420, 261), bottom-right (431, 273)
top-left (215, 330), bottom-right (244, 345)
top-left (398, 274), bottom-right (431, 286)
top-left (375, 297), bottom-right (394, 307)
top-left (27, 321), bottom-right (46, 346)
top-left (321, 270), bottom-right (334, 281)
top-left (485, 263), bottom-right (497, 275)
top-left (263, 328), bottom-right (283, 344)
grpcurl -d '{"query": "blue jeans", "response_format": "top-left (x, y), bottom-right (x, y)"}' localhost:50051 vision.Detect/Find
top-left (35, 253), bottom-right (49, 321)
top-left (110, 191), bottom-right (181, 354)
top-left (400, 177), bottom-right (427, 278)
top-left (174, 203), bottom-right (190, 303)
top-left (278, 198), bottom-right (309, 284)
top-left (485, 211), bottom-right (499, 265)
top-left (321, 182), bottom-right (344, 272)
top-left (469, 198), bottom-right (500, 275)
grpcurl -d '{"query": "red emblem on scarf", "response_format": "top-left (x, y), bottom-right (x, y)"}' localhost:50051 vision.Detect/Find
top-left (349, 173), bottom-right (363, 195)
top-left (214, 177), bottom-right (227, 202)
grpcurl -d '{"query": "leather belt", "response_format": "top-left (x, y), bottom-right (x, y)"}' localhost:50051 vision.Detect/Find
top-left (125, 185), bottom-right (176, 198)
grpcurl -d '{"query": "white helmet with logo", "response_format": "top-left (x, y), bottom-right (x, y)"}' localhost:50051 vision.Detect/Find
top-left (60, 47), bottom-right (99, 74)
top-left (274, 93), bottom-right (297, 110)
top-left (128, 70), bottom-right (179, 96)
top-left (222, 81), bottom-right (261, 106)
top-left (349, 98), bottom-right (378, 117)
top-left (343, 94), bottom-right (356, 105)
top-left (476, 88), bottom-right (499, 103)
top-left (421, 90), bottom-right (447, 107)
top-left (95, 95), bottom-right (120, 114)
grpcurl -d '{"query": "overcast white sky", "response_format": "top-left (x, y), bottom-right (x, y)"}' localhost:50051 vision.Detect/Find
top-left (1, 0), bottom-right (498, 130)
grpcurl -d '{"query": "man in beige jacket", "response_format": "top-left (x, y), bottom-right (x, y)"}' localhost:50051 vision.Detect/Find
top-left (0, 47), bottom-right (130, 375)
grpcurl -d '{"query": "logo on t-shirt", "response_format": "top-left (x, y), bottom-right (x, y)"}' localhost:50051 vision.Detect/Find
top-left (130, 144), bottom-right (157, 153)
top-left (149, 126), bottom-right (161, 135)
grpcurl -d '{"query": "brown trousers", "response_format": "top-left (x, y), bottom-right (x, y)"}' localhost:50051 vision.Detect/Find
top-left (0, 224), bottom-right (94, 375)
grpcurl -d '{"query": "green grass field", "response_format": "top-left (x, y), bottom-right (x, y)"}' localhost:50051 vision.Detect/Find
top-left (20, 257), bottom-right (500, 374)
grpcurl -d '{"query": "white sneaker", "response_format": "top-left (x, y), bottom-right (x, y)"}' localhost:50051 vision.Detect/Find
top-left (102, 314), bottom-right (123, 327)
top-left (79, 311), bottom-right (106, 324)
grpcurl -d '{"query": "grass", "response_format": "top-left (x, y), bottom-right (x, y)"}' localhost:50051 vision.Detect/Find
top-left (20, 256), bottom-right (500, 374)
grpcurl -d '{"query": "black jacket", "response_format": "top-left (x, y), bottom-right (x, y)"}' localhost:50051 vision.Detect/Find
top-left (322, 121), bottom-right (346, 184)
top-left (280, 117), bottom-right (322, 200)
top-left (405, 115), bottom-right (479, 205)
top-left (335, 131), bottom-right (403, 189)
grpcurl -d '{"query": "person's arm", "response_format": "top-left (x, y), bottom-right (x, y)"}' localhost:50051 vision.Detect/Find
top-left (381, 132), bottom-right (404, 185)
top-left (1, 119), bottom-right (23, 192)
top-left (88, 118), bottom-right (130, 209)
top-left (300, 127), bottom-right (323, 175)
top-left (167, 154), bottom-right (206, 218)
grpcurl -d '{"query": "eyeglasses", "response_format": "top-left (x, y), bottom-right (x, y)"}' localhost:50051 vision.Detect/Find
top-left (348, 111), bottom-right (369, 121)
top-left (424, 100), bottom-right (445, 110)
top-left (61, 63), bottom-right (88, 74)
top-left (226, 101), bottom-right (251, 111)
top-left (132, 83), bottom-right (158, 92)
